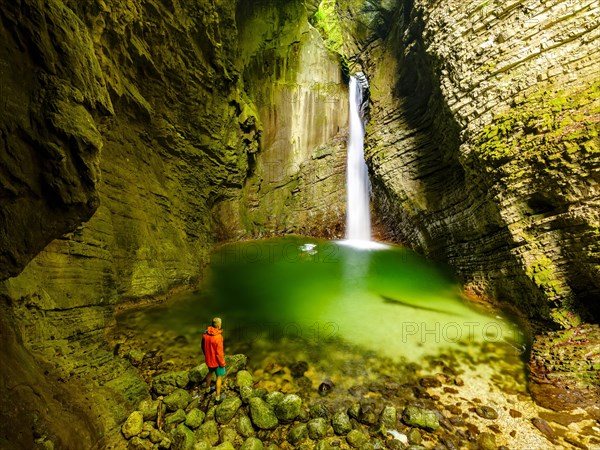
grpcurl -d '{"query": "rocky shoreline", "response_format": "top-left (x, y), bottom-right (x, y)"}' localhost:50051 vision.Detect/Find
top-left (107, 312), bottom-right (600, 450)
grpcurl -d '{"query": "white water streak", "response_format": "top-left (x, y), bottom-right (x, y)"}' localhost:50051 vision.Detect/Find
top-left (346, 76), bottom-right (371, 241)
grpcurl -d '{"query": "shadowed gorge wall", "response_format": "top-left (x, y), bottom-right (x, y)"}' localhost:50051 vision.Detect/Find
top-left (363, 0), bottom-right (599, 327)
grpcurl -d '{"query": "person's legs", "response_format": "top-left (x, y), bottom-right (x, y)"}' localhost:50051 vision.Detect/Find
top-left (216, 376), bottom-right (222, 397)
top-left (204, 370), bottom-right (214, 392)
top-left (215, 366), bottom-right (226, 401)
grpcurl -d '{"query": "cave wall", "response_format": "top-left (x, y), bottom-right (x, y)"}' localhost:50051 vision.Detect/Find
top-left (0, 0), bottom-right (347, 447)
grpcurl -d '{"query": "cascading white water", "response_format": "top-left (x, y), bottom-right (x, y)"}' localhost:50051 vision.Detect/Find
top-left (346, 75), bottom-right (371, 242)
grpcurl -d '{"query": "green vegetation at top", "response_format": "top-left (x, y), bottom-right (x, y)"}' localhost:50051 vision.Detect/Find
top-left (310, 0), bottom-right (344, 55)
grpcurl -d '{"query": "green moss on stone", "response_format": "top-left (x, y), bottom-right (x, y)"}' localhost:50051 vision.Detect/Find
top-left (474, 79), bottom-right (600, 166)
top-left (310, 0), bottom-right (344, 55)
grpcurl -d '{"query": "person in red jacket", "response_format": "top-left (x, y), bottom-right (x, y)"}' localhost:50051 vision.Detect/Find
top-left (202, 317), bottom-right (226, 401)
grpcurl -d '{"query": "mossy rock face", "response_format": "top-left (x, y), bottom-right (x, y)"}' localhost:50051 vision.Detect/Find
top-left (358, 0), bottom-right (600, 339)
top-left (529, 324), bottom-right (600, 410)
top-left (230, 0), bottom-right (348, 241)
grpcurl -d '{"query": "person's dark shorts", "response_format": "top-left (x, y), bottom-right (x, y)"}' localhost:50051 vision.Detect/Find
top-left (208, 366), bottom-right (226, 377)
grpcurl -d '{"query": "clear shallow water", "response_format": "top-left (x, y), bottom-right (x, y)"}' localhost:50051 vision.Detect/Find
top-left (140, 236), bottom-right (522, 363)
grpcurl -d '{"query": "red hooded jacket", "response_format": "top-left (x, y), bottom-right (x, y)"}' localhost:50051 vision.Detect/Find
top-left (202, 326), bottom-right (225, 368)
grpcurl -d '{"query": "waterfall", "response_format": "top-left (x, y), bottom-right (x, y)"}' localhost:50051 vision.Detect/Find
top-left (346, 74), bottom-right (371, 242)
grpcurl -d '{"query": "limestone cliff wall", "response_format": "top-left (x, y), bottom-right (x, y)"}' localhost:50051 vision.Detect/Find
top-left (0, 0), bottom-right (347, 447)
top-left (216, 1), bottom-right (348, 239)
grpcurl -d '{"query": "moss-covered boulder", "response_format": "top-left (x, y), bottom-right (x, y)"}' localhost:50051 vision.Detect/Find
top-left (236, 370), bottom-right (254, 389)
top-left (127, 436), bottom-right (154, 450)
top-left (215, 396), bottom-right (242, 424)
top-left (331, 411), bottom-right (352, 435)
top-left (165, 409), bottom-right (187, 426)
top-left (288, 423), bottom-right (309, 444)
top-left (153, 371), bottom-right (190, 395)
top-left (274, 394), bottom-right (302, 422)
top-left (380, 406), bottom-right (397, 429)
top-left (185, 408), bottom-right (205, 429)
top-left (307, 417), bottom-right (328, 440)
top-left (171, 423), bottom-right (195, 450)
top-left (122, 411), bottom-right (144, 439)
top-left (189, 364), bottom-right (209, 385)
top-left (196, 420), bottom-right (219, 446)
top-left (249, 398), bottom-right (278, 430)
top-left (138, 398), bottom-right (161, 421)
top-left (240, 437), bottom-right (264, 450)
top-left (163, 389), bottom-right (192, 412)
top-left (346, 429), bottom-right (369, 448)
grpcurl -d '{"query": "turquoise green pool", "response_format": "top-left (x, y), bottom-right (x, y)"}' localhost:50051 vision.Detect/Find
top-left (135, 236), bottom-right (522, 363)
